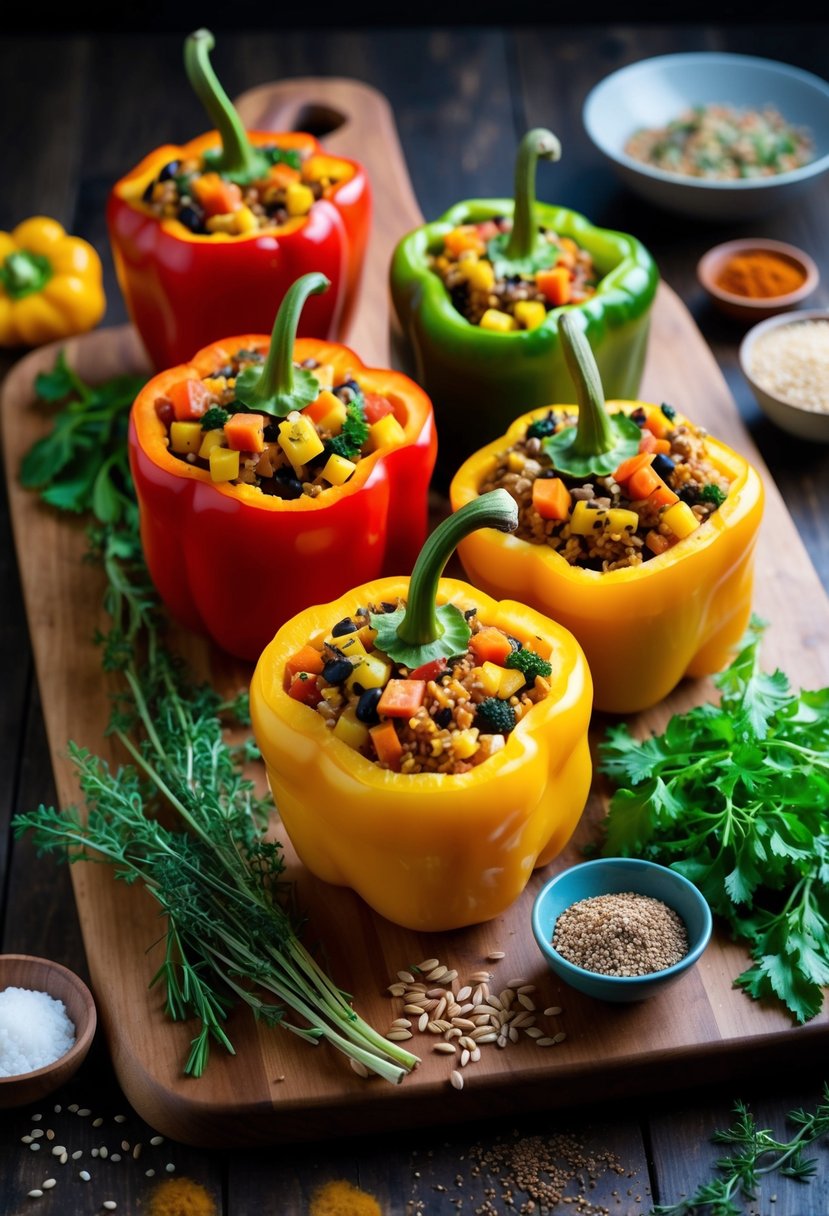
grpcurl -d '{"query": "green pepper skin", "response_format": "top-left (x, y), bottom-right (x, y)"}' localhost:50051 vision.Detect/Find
top-left (390, 198), bottom-right (659, 480)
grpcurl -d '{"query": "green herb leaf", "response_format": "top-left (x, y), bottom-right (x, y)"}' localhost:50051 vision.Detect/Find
top-left (486, 232), bottom-right (559, 281)
top-left (371, 603), bottom-right (471, 671)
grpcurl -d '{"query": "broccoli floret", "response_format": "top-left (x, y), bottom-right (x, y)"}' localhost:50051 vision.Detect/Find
top-left (700, 483), bottom-right (727, 507)
top-left (476, 697), bottom-right (516, 735)
top-left (200, 405), bottom-right (229, 431)
top-left (505, 647), bottom-right (553, 682)
top-left (328, 396), bottom-right (369, 460)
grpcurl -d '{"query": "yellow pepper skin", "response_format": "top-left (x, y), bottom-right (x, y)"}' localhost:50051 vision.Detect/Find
top-left (250, 576), bottom-right (593, 932)
top-left (0, 217), bottom-right (105, 347)
top-left (450, 406), bottom-right (765, 715)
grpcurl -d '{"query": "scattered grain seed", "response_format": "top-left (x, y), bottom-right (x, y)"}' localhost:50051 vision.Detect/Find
top-left (386, 1029), bottom-right (413, 1041)
top-left (79, 1171), bottom-right (91, 1182)
top-left (434, 998), bottom-right (447, 1020)
top-left (350, 1058), bottom-right (369, 1078)
top-left (471, 1030), bottom-right (498, 1043)
top-left (426, 987), bottom-right (445, 999)
top-left (418, 1012), bottom-right (429, 1032)
top-left (445, 1001), bottom-right (462, 1019)
top-left (72, 1151), bottom-right (83, 1160)
top-left (496, 1035), bottom-right (508, 1048)
top-left (21, 1135), bottom-right (33, 1144)
top-left (120, 1141), bottom-right (130, 1152)
top-left (60, 1152), bottom-right (68, 1165)
top-left (417, 958), bottom-right (440, 972)
top-left (27, 1190), bottom-right (43, 1198)
top-left (460, 1048), bottom-right (471, 1067)
top-left (508, 977), bottom-right (530, 989)
top-left (442, 970), bottom-right (459, 983)
top-left (553, 1031), bottom-right (568, 1043)
top-left (42, 1180), bottom-right (57, 1190)
top-left (386, 983), bottom-right (406, 996)
top-left (470, 1047), bottom-right (481, 1062)
top-left (53, 1105), bottom-right (61, 1114)
top-left (165, 1163), bottom-right (176, 1172)
top-left (29, 1143), bottom-right (41, 1151)
top-left (456, 985), bottom-right (472, 1002)
top-left (499, 988), bottom-right (515, 1006)
top-left (518, 993), bottom-right (536, 1011)
top-left (113, 1115), bottom-right (127, 1124)
top-left (450, 1070), bottom-right (464, 1090)
top-left (391, 1017), bottom-right (413, 1028)
top-left (149, 1136), bottom-right (164, 1146)
top-left (487, 951), bottom-right (505, 961)
top-left (434, 1042), bottom-right (457, 1055)
top-left (404, 1003), bottom-right (425, 1014)
top-left (77, 1108), bottom-right (92, 1117)
top-left (92, 1118), bottom-right (103, 1128)
top-left (32, 1114), bottom-right (42, 1122)
top-left (509, 1027), bottom-right (520, 1043)
top-left (510, 1012), bottom-right (535, 1028)
top-left (133, 1145), bottom-right (142, 1160)
top-left (145, 1169), bottom-right (155, 1178)
top-left (427, 965), bottom-right (449, 981)
top-left (100, 1147), bottom-right (108, 1159)
top-left (68, 1104), bottom-right (79, 1113)
top-left (397, 970), bottom-right (415, 983)
top-left (51, 1146), bottom-right (66, 1157)
top-left (103, 1202), bottom-right (118, 1210)
top-left (486, 995), bottom-right (504, 1011)
top-left (525, 1026), bottom-right (544, 1038)
top-left (457, 1002), bottom-right (474, 1015)
top-left (470, 970), bottom-right (492, 983)
top-left (45, 1130), bottom-right (54, 1141)
top-left (31, 1129), bottom-right (44, 1139)
top-left (427, 1021), bottom-right (444, 1034)
top-left (544, 1006), bottom-right (563, 1017)
top-left (111, 1153), bottom-right (122, 1162)
top-left (91, 1149), bottom-right (99, 1158)
top-left (451, 1017), bottom-right (476, 1031)
top-left (536, 1037), bottom-right (556, 1046)
top-left (445, 1027), bottom-right (463, 1040)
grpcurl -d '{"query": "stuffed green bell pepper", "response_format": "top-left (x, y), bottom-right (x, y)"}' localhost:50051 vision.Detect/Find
top-left (390, 128), bottom-right (659, 479)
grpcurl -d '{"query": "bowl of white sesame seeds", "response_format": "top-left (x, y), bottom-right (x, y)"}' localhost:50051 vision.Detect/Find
top-left (531, 858), bottom-right (713, 1002)
top-left (739, 308), bottom-right (829, 441)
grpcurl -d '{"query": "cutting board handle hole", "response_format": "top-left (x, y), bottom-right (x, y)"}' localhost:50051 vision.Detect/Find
top-left (285, 103), bottom-right (347, 138)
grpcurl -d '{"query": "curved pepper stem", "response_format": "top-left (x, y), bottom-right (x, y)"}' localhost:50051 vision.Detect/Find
top-left (234, 273), bottom-right (329, 415)
top-left (370, 491), bottom-right (518, 668)
top-left (1, 250), bottom-right (52, 300)
top-left (184, 29), bottom-right (270, 185)
top-left (543, 313), bottom-right (641, 478)
top-left (505, 128), bottom-right (562, 262)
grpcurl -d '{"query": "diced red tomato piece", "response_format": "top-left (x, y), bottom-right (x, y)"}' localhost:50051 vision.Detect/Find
top-left (287, 672), bottom-right (323, 706)
top-left (363, 393), bottom-right (395, 424)
top-left (408, 657), bottom-right (447, 682)
top-left (285, 645), bottom-right (325, 682)
top-left (167, 378), bottom-right (213, 422)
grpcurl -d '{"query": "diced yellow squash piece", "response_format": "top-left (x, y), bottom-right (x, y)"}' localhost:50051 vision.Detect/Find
top-left (497, 668), bottom-right (526, 700)
top-left (462, 259), bottom-right (495, 292)
top-left (569, 500), bottom-right (638, 537)
top-left (345, 651), bottom-right (393, 693)
top-left (304, 389), bottom-right (347, 433)
top-left (324, 631), bottom-right (366, 660)
top-left (169, 421), bottom-right (203, 454)
top-left (662, 501), bottom-right (700, 539)
top-left (311, 363), bottom-right (335, 390)
top-left (367, 413), bottom-right (406, 452)
top-left (278, 411), bottom-right (324, 475)
top-left (507, 451), bottom-right (525, 473)
top-left (285, 182), bottom-right (315, 216)
top-left (604, 508), bottom-right (640, 535)
top-left (321, 453), bottom-right (357, 486)
top-left (479, 308), bottom-right (518, 333)
top-left (201, 376), bottom-right (227, 394)
top-left (514, 300), bottom-right (547, 331)
top-left (452, 729), bottom-right (480, 760)
top-left (479, 662), bottom-right (504, 697)
top-left (232, 204), bottom-right (259, 234)
top-left (333, 708), bottom-right (370, 751)
top-left (355, 624), bottom-right (377, 651)
top-left (209, 447), bottom-right (240, 483)
top-left (198, 428), bottom-right (226, 459)
top-left (302, 154), bottom-right (348, 184)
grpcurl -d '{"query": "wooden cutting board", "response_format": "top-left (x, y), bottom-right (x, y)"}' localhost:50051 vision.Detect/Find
top-left (2, 78), bottom-right (828, 1149)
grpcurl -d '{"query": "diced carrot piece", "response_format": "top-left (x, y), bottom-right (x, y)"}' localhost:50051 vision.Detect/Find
top-left (363, 392), bottom-right (395, 424)
top-left (167, 378), bottom-right (213, 422)
top-left (192, 172), bottom-right (243, 217)
top-left (614, 452), bottom-right (653, 485)
top-left (469, 627), bottom-right (513, 666)
top-left (266, 162), bottom-right (302, 188)
top-left (643, 407), bottom-right (673, 439)
top-left (637, 429), bottom-right (658, 454)
top-left (536, 266), bottom-right (572, 306)
top-left (532, 476), bottom-right (572, 521)
top-left (224, 412), bottom-right (266, 453)
top-left (285, 645), bottom-right (325, 682)
top-left (627, 463), bottom-right (663, 501)
top-left (647, 483), bottom-right (679, 508)
top-left (443, 226), bottom-right (486, 257)
top-left (645, 529), bottom-right (671, 556)
top-left (370, 720), bottom-right (403, 769)
top-left (376, 679), bottom-right (426, 719)
top-left (287, 672), bottom-right (323, 706)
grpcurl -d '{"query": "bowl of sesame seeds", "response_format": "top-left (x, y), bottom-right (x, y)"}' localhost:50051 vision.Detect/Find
top-left (739, 308), bottom-right (829, 441)
top-left (531, 858), bottom-right (713, 1002)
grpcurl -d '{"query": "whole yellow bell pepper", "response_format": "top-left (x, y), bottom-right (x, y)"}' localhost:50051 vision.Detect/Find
top-left (449, 316), bottom-right (765, 715)
top-left (250, 491), bottom-right (593, 932)
top-left (0, 217), bottom-right (106, 347)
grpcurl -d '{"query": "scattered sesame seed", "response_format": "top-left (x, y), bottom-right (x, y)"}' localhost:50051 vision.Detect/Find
top-left (110, 1153), bottom-right (122, 1162)
top-left (77, 1108), bottom-right (91, 1117)
top-left (32, 1114), bottom-right (42, 1122)
top-left (80, 1171), bottom-right (91, 1182)
top-left (93, 1117), bottom-right (103, 1128)
top-left (103, 1202), bottom-right (118, 1211)
top-left (45, 1130), bottom-right (54, 1141)
top-left (60, 1153), bottom-right (68, 1165)
top-left (145, 1169), bottom-right (155, 1178)
top-left (72, 1151), bottom-right (83, 1160)
top-left (114, 1115), bottom-right (127, 1123)
top-left (41, 1180), bottom-right (56, 1190)
top-left (120, 1140), bottom-right (130, 1151)
top-left (27, 1189), bottom-right (43, 1198)
top-left (91, 1149), bottom-right (99, 1158)
top-left (99, 1146), bottom-right (108, 1159)
top-left (132, 1144), bottom-right (142, 1160)
top-left (68, 1104), bottom-right (79, 1113)
top-left (149, 1135), bottom-right (164, 1146)
top-left (165, 1162), bottom-right (176, 1172)
top-left (51, 1146), bottom-right (66, 1157)
top-left (21, 1135), bottom-right (33, 1144)
top-left (53, 1105), bottom-right (61, 1113)
top-left (29, 1143), bottom-right (41, 1152)
top-left (487, 951), bottom-right (505, 961)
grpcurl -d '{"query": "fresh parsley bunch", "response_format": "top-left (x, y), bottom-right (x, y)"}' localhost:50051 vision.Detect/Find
top-left (599, 617), bottom-right (829, 1024)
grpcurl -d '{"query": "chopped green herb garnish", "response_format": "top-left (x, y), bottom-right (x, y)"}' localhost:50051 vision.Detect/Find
top-left (200, 405), bottom-right (229, 431)
top-left (328, 392), bottom-right (369, 460)
top-left (700, 483), bottom-right (727, 507)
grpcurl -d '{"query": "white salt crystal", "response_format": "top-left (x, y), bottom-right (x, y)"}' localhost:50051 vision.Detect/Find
top-left (0, 987), bottom-right (75, 1077)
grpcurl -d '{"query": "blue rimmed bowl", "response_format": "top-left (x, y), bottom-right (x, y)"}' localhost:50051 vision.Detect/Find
top-left (531, 858), bottom-right (713, 1002)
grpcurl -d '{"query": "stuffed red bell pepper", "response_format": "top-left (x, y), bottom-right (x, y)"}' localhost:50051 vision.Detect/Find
top-left (107, 29), bottom-right (370, 369)
top-left (129, 273), bottom-right (437, 661)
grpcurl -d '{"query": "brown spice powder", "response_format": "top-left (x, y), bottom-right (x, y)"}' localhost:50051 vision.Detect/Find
top-left (552, 892), bottom-right (688, 977)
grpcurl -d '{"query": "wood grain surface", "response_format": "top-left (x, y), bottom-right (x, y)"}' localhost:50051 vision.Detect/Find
top-left (3, 75), bottom-right (829, 1151)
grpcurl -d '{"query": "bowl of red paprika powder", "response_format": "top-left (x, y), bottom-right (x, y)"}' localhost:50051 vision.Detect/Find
top-left (697, 237), bottom-right (819, 323)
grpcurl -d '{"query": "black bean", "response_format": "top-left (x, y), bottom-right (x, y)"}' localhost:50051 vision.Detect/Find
top-left (679, 485), bottom-right (700, 506)
top-left (322, 658), bottom-right (352, 684)
top-left (142, 180), bottom-right (156, 203)
top-left (434, 707), bottom-right (453, 729)
top-left (630, 407), bottom-right (648, 427)
top-left (331, 617), bottom-right (358, 637)
top-left (159, 161), bottom-right (180, 181)
top-left (380, 602), bottom-right (398, 613)
top-left (356, 687), bottom-right (383, 724)
top-left (652, 454), bottom-right (675, 480)
top-left (178, 204), bottom-right (206, 233)
top-left (464, 608), bottom-right (478, 621)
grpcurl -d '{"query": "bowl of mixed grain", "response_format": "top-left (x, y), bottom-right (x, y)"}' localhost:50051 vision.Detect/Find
top-left (531, 858), bottom-right (712, 1002)
top-left (583, 53), bottom-right (829, 220)
top-left (739, 309), bottom-right (829, 441)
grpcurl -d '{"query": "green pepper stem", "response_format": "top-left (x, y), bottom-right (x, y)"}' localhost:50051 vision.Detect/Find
top-left (1, 250), bottom-right (52, 300)
top-left (396, 490), bottom-right (518, 646)
top-left (184, 29), bottom-right (268, 184)
top-left (505, 128), bottom-right (562, 262)
top-left (559, 312), bottom-right (615, 458)
top-left (241, 272), bottom-right (329, 411)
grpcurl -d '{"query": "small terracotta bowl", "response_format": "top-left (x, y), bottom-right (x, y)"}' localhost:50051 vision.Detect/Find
top-left (0, 955), bottom-right (97, 1109)
top-left (697, 238), bottom-right (819, 322)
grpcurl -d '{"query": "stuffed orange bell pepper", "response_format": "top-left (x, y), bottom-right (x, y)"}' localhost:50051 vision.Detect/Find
top-left (449, 313), bottom-right (765, 715)
top-left (250, 490), bottom-right (593, 932)
top-left (129, 272), bottom-right (436, 662)
top-left (107, 29), bottom-right (370, 369)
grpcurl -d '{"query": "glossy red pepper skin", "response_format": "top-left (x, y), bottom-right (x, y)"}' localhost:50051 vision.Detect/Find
top-left (107, 131), bottom-right (370, 369)
top-left (129, 333), bottom-right (437, 662)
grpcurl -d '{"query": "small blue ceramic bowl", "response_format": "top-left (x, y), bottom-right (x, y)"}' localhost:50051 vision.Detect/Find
top-left (531, 858), bottom-right (713, 1002)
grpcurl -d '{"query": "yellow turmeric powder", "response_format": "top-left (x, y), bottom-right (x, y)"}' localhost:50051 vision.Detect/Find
top-left (310, 1179), bottom-right (383, 1216)
top-left (148, 1176), bottom-right (217, 1216)
top-left (715, 250), bottom-right (806, 299)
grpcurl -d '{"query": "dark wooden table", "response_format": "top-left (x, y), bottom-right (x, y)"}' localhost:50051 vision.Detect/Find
top-left (2, 20), bottom-right (829, 1216)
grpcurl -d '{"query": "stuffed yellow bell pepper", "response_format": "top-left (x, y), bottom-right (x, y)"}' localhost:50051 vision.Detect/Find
top-left (250, 490), bottom-right (593, 932)
top-left (449, 314), bottom-right (765, 715)
top-left (0, 217), bottom-right (105, 347)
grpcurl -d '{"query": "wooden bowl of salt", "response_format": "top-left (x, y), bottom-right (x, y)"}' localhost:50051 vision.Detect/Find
top-left (0, 955), bottom-right (97, 1109)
